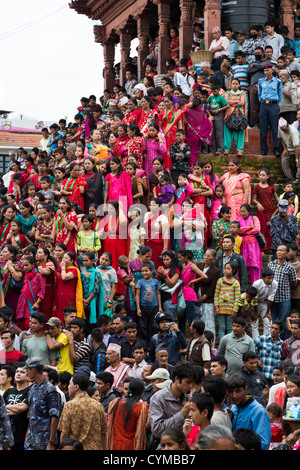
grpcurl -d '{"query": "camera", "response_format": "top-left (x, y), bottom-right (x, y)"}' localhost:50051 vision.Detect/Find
top-left (165, 322), bottom-right (173, 328)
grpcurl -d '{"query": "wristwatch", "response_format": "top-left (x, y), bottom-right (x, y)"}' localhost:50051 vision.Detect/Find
top-left (49, 440), bottom-right (55, 445)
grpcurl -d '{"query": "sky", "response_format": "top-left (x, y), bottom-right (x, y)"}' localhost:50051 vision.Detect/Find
top-left (0, 1), bottom-right (136, 124)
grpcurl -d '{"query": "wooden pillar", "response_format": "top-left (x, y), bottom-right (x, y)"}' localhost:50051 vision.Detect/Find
top-left (204, 0), bottom-right (221, 50)
top-left (136, 10), bottom-right (151, 81)
top-left (103, 40), bottom-right (117, 91)
top-left (153, 0), bottom-right (173, 75)
top-left (281, 0), bottom-right (295, 39)
top-left (179, 0), bottom-right (194, 61)
top-left (117, 29), bottom-right (132, 86)
top-left (94, 25), bottom-right (117, 91)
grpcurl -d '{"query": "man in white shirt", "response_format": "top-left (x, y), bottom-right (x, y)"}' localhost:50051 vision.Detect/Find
top-left (128, 342), bottom-right (147, 380)
top-left (264, 21), bottom-right (284, 60)
top-left (166, 64), bottom-right (191, 98)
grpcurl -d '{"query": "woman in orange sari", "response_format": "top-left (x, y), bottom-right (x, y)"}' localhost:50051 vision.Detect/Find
top-left (219, 157), bottom-right (251, 222)
top-left (60, 162), bottom-right (88, 212)
top-left (107, 378), bottom-right (149, 450)
top-left (158, 94), bottom-right (184, 170)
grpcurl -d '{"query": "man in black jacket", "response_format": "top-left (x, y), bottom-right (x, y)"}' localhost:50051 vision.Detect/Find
top-left (247, 46), bottom-right (265, 127)
top-left (238, 351), bottom-right (268, 407)
top-left (214, 235), bottom-right (248, 293)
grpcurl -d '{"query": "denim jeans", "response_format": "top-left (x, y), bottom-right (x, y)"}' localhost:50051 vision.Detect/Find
top-left (271, 300), bottom-right (291, 340)
top-left (218, 314), bottom-right (233, 340)
top-left (178, 300), bottom-right (196, 335)
top-left (201, 303), bottom-right (216, 343)
top-left (163, 299), bottom-right (178, 321)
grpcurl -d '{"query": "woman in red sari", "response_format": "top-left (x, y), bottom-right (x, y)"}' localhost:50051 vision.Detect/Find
top-left (188, 161), bottom-right (213, 246)
top-left (0, 205), bottom-right (18, 249)
top-left (52, 197), bottom-right (79, 253)
top-left (158, 94), bottom-right (184, 170)
top-left (129, 97), bottom-right (156, 134)
top-left (184, 98), bottom-right (213, 167)
top-left (122, 98), bottom-right (139, 125)
top-left (112, 124), bottom-right (130, 166)
top-left (36, 246), bottom-right (57, 322)
top-left (15, 255), bottom-right (46, 331)
top-left (60, 162), bottom-right (88, 212)
top-left (52, 251), bottom-right (84, 322)
top-left (98, 200), bottom-right (129, 296)
top-left (144, 198), bottom-right (170, 271)
top-left (125, 124), bottom-right (145, 168)
top-left (8, 161), bottom-right (27, 204)
top-left (169, 27), bottom-right (179, 60)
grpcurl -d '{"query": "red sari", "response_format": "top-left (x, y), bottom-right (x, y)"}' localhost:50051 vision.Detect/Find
top-left (0, 222), bottom-right (12, 249)
top-left (102, 215), bottom-right (129, 295)
top-left (112, 136), bottom-right (130, 166)
top-left (52, 266), bottom-right (84, 322)
top-left (189, 176), bottom-right (213, 245)
top-left (125, 137), bottom-right (145, 168)
top-left (158, 108), bottom-right (184, 170)
top-left (61, 176), bottom-right (88, 212)
top-left (129, 109), bottom-right (155, 133)
top-left (37, 261), bottom-right (56, 322)
top-left (144, 211), bottom-right (170, 270)
top-left (54, 210), bottom-right (78, 253)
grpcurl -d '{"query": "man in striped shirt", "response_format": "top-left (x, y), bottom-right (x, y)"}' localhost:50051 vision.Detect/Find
top-left (254, 320), bottom-right (284, 387)
top-left (229, 50), bottom-right (250, 113)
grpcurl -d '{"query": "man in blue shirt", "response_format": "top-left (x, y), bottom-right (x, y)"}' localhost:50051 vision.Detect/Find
top-left (258, 62), bottom-right (282, 156)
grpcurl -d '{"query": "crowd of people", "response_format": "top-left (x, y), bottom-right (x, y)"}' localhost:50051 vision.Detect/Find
top-left (2, 18), bottom-right (300, 452)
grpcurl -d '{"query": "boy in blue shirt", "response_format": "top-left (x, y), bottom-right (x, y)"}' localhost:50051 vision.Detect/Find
top-left (136, 262), bottom-right (162, 345)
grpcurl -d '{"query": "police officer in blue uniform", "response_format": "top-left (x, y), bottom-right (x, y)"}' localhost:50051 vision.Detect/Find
top-left (258, 62), bottom-right (283, 156)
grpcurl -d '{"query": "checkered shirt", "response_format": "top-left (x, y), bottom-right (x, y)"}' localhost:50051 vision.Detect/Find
top-left (254, 334), bottom-right (283, 380)
top-left (267, 261), bottom-right (297, 303)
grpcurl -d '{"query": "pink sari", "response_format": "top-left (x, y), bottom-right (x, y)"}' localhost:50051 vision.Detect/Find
top-left (220, 172), bottom-right (251, 221)
top-left (185, 106), bottom-right (213, 166)
top-left (105, 171), bottom-right (133, 210)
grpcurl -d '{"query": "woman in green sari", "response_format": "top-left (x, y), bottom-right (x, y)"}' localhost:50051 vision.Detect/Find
top-left (211, 205), bottom-right (232, 254)
top-left (80, 251), bottom-right (104, 334)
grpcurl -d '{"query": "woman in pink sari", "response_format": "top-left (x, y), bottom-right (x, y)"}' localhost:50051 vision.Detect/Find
top-left (104, 157), bottom-right (133, 212)
top-left (237, 203), bottom-right (262, 284)
top-left (184, 99), bottom-right (213, 166)
top-left (220, 158), bottom-right (251, 222)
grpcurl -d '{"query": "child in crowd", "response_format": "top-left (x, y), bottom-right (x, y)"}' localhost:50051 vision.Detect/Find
top-left (229, 221), bottom-right (243, 254)
top-left (267, 403), bottom-right (283, 449)
top-left (170, 129), bottom-right (191, 186)
top-left (207, 85), bottom-right (229, 155)
top-left (279, 181), bottom-right (299, 213)
top-left (159, 174), bottom-right (176, 207)
top-left (39, 176), bottom-right (54, 205)
top-left (214, 261), bottom-right (241, 339)
top-left (77, 214), bottom-right (101, 268)
top-left (136, 261), bottom-right (162, 344)
top-left (128, 207), bottom-right (146, 262)
top-left (252, 268), bottom-right (278, 340)
top-left (237, 286), bottom-right (258, 335)
top-left (211, 184), bottom-right (225, 221)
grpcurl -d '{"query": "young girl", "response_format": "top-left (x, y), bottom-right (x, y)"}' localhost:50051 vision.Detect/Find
top-left (23, 182), bottom-right (37, 206)
top-left (267, 403), bottom-right (283, 449)
top-left (35, 204), bottom-right (54, 247)
top-left (96, 252), bottom-right (118, 316)
top-left (6, 219), bottom-right (32, 259)
top-left (202, 158), bottom-right (220, 193)
top-left (214, 261), bottom-right (241, 339)
top-left (148, 157), bottom-right (164, 194)
top-left (188, 161), bottom-right (213, 246)
top-left (128, 207), bottom-right (146, 262)
top-left (252, 168), bottom-right (278, 251)
top-left (169, 27), bottom-right (179, 60)
top-left (174, 173), bottom-right (194, 214)
top-left (77, 214), bottom-right (101, 268)
top-left (117, 255), bottom-right (137, 321)
top-left (80, 251), bottom-right (104, 332)
top-left (212, 184), bottom-right (225, 221)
